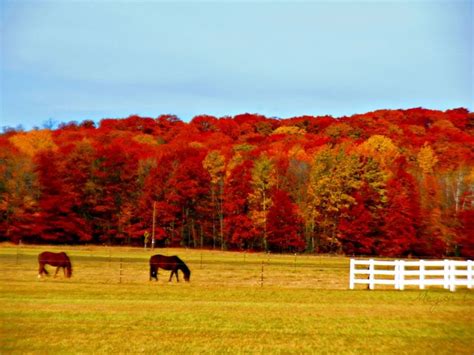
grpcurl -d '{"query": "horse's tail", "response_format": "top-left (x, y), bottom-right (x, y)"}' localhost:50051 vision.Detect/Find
top-left (149, 256), bottom-right (158, 281)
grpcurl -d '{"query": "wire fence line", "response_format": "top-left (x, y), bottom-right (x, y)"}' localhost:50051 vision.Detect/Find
top-left (1, 248), bottom-right (349, 289)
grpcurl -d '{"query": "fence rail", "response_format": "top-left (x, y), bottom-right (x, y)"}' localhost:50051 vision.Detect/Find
top-left (350, 259), bottom-right (473, 292)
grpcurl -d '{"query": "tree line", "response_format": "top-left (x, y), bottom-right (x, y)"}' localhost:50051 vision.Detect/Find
top-left (1, 108), bottom-right (473, 258)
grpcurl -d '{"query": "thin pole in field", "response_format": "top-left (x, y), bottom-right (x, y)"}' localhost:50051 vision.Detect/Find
top-left (260, 261), bottom-right (264, 287)
top-left (119, 257), bottom-right (123, 284)
top-left (152, 201), bottom-right (156, 250)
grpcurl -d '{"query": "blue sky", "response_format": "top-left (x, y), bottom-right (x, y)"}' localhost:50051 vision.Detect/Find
top-left (1, 0), bottom-right (472, 130)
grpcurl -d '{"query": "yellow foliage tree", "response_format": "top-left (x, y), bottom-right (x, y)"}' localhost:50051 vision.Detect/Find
top-left (133, 134), bottom-right (158, 146)
top-left (288, 144), bottom-right (311, 163)
top-left (272, 126), bottom-right (306, 136)
top-left (203, 151), bottom-right (226, 185)
top-left (9, 130), bottom-right (57, 156)
top-left (248, 154), bottom-right (276, 250)
top-left (357, 135), bottom-right (400, 173)
top-left (416, 142), bottom-right (448, 252)
top-left (203, 150), bottom-right (226, 249)
top-left (417, 142), bottom-right (438, 175)
top-left (305, 145), bottom-right (385, 252)
top-left (0, 146), bottom-right (39, 238)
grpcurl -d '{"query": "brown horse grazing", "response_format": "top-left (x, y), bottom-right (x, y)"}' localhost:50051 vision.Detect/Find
top-left (149, 255), bottom-right (191, 282)
top-left (38, 252), bottom-right (72, 278)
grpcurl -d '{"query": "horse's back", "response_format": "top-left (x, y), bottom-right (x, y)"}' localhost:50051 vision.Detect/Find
top-left (38, 251), bottom-right (53, 261)
top-left (38, 251), bottom-right (70, 264)
top-left (150, 254), bottom-right (181, 268)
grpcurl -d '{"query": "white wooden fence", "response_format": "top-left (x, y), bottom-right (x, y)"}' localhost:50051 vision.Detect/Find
top-left (350, 259), bottom-right (473, 292)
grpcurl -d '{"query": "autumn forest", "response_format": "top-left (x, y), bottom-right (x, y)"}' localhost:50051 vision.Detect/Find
top-left (1, 108), bottom-right (473, 258)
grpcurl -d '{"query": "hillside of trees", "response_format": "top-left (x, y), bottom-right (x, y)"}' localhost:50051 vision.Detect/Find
top-left (1, 108), bottom-right (473, 258)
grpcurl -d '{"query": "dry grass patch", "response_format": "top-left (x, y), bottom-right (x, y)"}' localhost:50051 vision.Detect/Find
top-left (1, 244), bottom-right (473, 354)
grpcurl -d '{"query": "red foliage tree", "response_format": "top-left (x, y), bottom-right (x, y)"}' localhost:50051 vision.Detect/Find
top-left (266, 189), bottom-right (305, 252)
top-left (337, 189), bottom-right (376, 255)
top-left (223, 160), bottom-right (258, 250)
top-left (33, 149), bottom-right (92, 243)
top-left (455, 210), bottom-right (474, 258)
top-left (377, 162), bottom-right (420, 257)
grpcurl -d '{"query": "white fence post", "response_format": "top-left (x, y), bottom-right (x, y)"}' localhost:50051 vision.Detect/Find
top-left (394, 260), bottom-right (399, 290)
top-left (399, 260), bottom-right (405, 291)
top-left (349, 259), bottom-right (355, 290)
top-left (369, 259), bottom-right (375, 290)
top-left (443, 259), bottom-right (450, 290)
top-left (449, 260), bottom-right (456, 292)
top-left (468, 260), bottom-right (473, 290)
top-left (419, 260), bottom-right (425, 290)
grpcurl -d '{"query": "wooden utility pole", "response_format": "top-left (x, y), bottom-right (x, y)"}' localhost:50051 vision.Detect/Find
top-left (152, 201), bottom-right (156, 250)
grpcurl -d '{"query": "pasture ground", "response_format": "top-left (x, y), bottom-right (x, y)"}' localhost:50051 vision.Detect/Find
top-left (0, 244), bottom-right (473, 354)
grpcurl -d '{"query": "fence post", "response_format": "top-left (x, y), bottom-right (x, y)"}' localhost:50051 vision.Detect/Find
top-left (468, 260), bottom-right (473, 290)
top-left (419, 260), bottom-right (425, 290)
top-left (368, 259), bottom-right (375, 290)
top-left (394, 260), bottom-right (399, 290)
top-left (119, 257), bottom-right (123, 284)
top-left (260, 261), bottom-right (264, 287)
top-left (399, 260), bottom-right (405, 291)
top-left (449, 260), bottom-right (456, 292)
top-left (443, 259), bottom-right (449, 289)
top-left (349, 259), bottom-right (355, 289)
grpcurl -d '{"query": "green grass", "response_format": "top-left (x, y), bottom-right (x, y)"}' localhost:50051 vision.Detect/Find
top-left (0, 244), bottom-right (473, 354)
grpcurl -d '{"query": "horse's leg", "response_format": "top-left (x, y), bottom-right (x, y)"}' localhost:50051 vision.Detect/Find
top-left (54, 266), bottom-right (60, 278)
top-left (38, 263), bottom-right (44, 278)
top-left (39, 263), bottom-right (49, 278)
top-left (169, 269), bottom-right (179, 282)
top-left (150, 266), bottom-right (157, 281)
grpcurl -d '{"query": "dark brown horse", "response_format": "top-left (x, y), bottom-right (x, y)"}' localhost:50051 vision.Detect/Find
top-left (38, 251), bottom-right (72, 278)
top-left (149, 255), bottom-right (191, 282)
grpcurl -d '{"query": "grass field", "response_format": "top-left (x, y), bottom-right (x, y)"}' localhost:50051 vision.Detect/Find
top-left (0, 244), bottom-right (473, 354)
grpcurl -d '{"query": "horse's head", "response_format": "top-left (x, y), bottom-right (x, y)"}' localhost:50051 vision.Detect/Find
top-left (184, 270), bottom-right (191, 282)
top-left (66, 266), bottom-right (73, 278)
